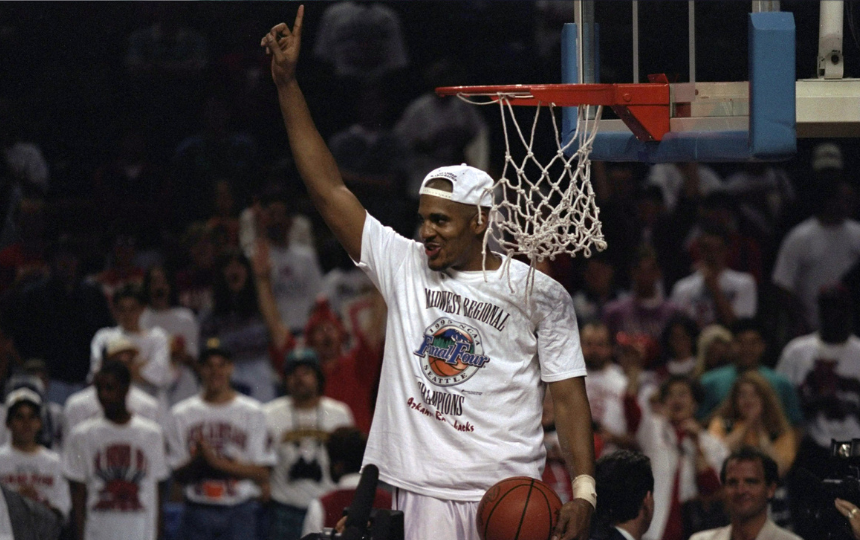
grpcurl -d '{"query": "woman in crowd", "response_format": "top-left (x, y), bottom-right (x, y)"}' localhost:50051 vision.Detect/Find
top-left (200, 248), bottom-right (275, 402)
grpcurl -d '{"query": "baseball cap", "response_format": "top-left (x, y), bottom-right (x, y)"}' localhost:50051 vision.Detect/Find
top-left (419, 164), bottom-right (494, 207)
top-left (5, 387), bottom-right (42, 414)
top-left (198, 338), bottom-right (233, 365)
top-left (106, 336), bottom-right (139, 359)
top-left (812, 142), bottom-right (843, 172)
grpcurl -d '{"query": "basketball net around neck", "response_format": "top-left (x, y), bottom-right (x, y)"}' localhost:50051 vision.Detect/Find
top-left (457, 94), bottom-right (608, 294)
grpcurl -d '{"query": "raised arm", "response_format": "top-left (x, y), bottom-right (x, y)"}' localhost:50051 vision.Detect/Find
top-left (262, 7), bottom-right (366, 261)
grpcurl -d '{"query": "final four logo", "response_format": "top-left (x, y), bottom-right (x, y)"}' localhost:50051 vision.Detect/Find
top-left (413, 318), bottom-right (491, 387)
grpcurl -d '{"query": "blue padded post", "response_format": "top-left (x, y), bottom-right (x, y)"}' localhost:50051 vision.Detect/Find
top-left (749, 11), bottom-right (796, 159)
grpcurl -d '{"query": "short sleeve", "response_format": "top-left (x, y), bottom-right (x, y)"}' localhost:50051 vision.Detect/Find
top-left (356, 214), bottom-right (414, 299)
top-left (62, 430), bottom-right (88, 483)
top-left (732, 274), bottom-right (757, 318)
top-left (536, 284), bottom-right (587, 382)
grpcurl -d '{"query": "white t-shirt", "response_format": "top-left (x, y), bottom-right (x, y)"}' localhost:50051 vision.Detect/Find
top-left (264, 396), bottom-right (354, 508)
top-left (776, 333), bottom-right (860, 447)
top-left (268, 243), bottom-right (324, 333)
top-left (0, 444), bottom-right (71, 519)
top-left (63, 417), bottom-right (169, 540)
top-left (670, 268), bottom-right (757, 328)
top-left (689, 520), bottom-right (802, 540)
top-left (646, 163), bottom-right (724, 213)
top-left (357, 215), bottom-right (587, 501)
top-left (64, 386), bottom-right (162, 434)
top-left (771, 218), bottom-right (860, 329)
top-left (89, 326), bottom-right (173, 392)
top-left (140, 306), bottom-right (200, 359)
top-left (583, 364), bottom-right (628, 439)
top-left (167, 394), bottom-right (276, 505)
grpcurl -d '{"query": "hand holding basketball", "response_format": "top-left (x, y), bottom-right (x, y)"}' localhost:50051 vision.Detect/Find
top-left (261, 5), bottom-right (304, 88)
top-left (477, 477), bottom-right (563, 540)
top-left (552, 499), bottom-right (594, 540)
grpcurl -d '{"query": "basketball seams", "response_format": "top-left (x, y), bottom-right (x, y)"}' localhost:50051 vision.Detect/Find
top-left (512, 479), bottom-right (535, 540)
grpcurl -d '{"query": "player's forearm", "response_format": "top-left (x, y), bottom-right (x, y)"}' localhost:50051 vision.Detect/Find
top-left (550, 378), bottom-right (596, 480)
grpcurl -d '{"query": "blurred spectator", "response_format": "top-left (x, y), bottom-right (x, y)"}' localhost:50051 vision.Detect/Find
top-left (200, 249), bottom-right (274, 402)
top-left (140, 266), bottom-right (200, 407)
top-left (90, 284), bottom-right (172, 411)
top-left (0, 154), bottom-right (24, 253)
top-left (694, 324), bottom-right (733, 379)
top-left (706, 371), bottom-right (796, 526)
top-left (124, 4), bottom-right (208, 80)
top-left (625, 375), bottom-right (729, 540)
top-left (689, 447), bottom-right (801, 540)
top-left (64, 336), bottom-right (161, 435)
top-left (646, 163), bottom-right (723, 216)
top-left (64, 360), bottom-right (169, 540)
top-left (589, 450), bottom-right (654, 540)
top-left (723, 161), bottom-right (795, 244)
top-left (687, 192), bottom-right (763, 284)
top-left (264, 348), bottom-right (354, 540)
top-left (6, 235), bottom-right (114, 405)
top-left (776, 285), bottom-right (860, 536)
top-left (252, 239), bottom-right (383, 434)
top-left (329, 78), bottom-right (410, 233)
top-left (0, 388), bottom-right (70, 523)
top-left (772, 141), bottom-right (860, 334)
top-left (616, 331), bottom-right (661, 413)
top-left (394, 59), bottom-right (489, 201)
top-left (0, 98), bottom-right (49, 197)
top-left (93, 233), bottom-right (145, 302)
top-left (572, 254), bottom-right (623, 325)
top-left (580, 322), bottom-right (627, 454)
top-left (175, 222), bottom-right (217, 315)
top-left (172, 94), bottom-right (259, 226)
top-left (206, 179), bottom-right (241, 251)
top-left (670, 223), bottom-right (757, 328)
top-left (697, 319), bottom-right (803, 428)
top-left (654, 314), bottom-right (700, 382)
top-left (300, 426), bottom-right (392, 535)
top-left (313, 1), bottom-right (409, 81)
top-left (0, 474), bottom-right (62, 540)
top-left (166, 345), bottom-right (274, 540)
top-left (91, 127), bottom-right (169, 243)
top-left (255, 186), bottom-right (324, 335)
top-left (1, 362), bottom-right (64, 451)
top-left (0, 198), bottom-right (49, 294)
top-left (603, 244), bottom-right (679, 342)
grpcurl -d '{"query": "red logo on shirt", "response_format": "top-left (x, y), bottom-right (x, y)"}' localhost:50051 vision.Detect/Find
top-left (93, 444), bottom-right (147, 511)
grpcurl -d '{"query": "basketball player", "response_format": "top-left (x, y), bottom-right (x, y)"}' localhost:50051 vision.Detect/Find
top-left (262, 8), bottom-right (595, 540)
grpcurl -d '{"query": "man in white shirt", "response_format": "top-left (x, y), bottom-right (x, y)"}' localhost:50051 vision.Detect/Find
top-left (265, 349), bottom-right (354, 539)
top-left (690, 447), bottom-right (801, 540)
top-left (580, 322), bottom-right (627, 453)
top-left (0, 388), bottom-right (70, 523)
top-left (65, 337), bottom-right (161, 434)
top-left (589, 450), bottom-right (654, 540)
top-left (262, 11), bottom-right (595, 540)
top-left (64, 360), bottom-right (169, 540)
top-left (167, 344), bottom-right (275, 540)
top-left (89, 284), bottom-right (172, 409)
top-left (671, 224), bottom-right (757, 328)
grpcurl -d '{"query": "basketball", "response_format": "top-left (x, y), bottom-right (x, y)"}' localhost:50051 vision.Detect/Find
top-left (429, 355), bottom-right (467, 377)
top-left (476, 477), bottom-right (563, 540)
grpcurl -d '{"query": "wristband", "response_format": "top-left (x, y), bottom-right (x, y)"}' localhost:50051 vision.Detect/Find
top-left (572, 474), bottom-right (597, 509)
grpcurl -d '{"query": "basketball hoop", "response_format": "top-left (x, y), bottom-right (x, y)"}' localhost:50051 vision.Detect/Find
top-left (435, 83), bottom-right (667, 282)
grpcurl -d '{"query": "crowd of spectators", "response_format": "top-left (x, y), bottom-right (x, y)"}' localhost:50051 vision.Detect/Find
top-left (2, 2), bottom-right (860, 540)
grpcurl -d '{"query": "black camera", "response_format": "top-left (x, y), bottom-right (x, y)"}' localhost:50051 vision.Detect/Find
top-left (796, 439), bottom-right (860, 540)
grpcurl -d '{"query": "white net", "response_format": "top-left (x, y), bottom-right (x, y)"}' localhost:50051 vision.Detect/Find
top-left (457, 93), bottom-right (608, 273)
